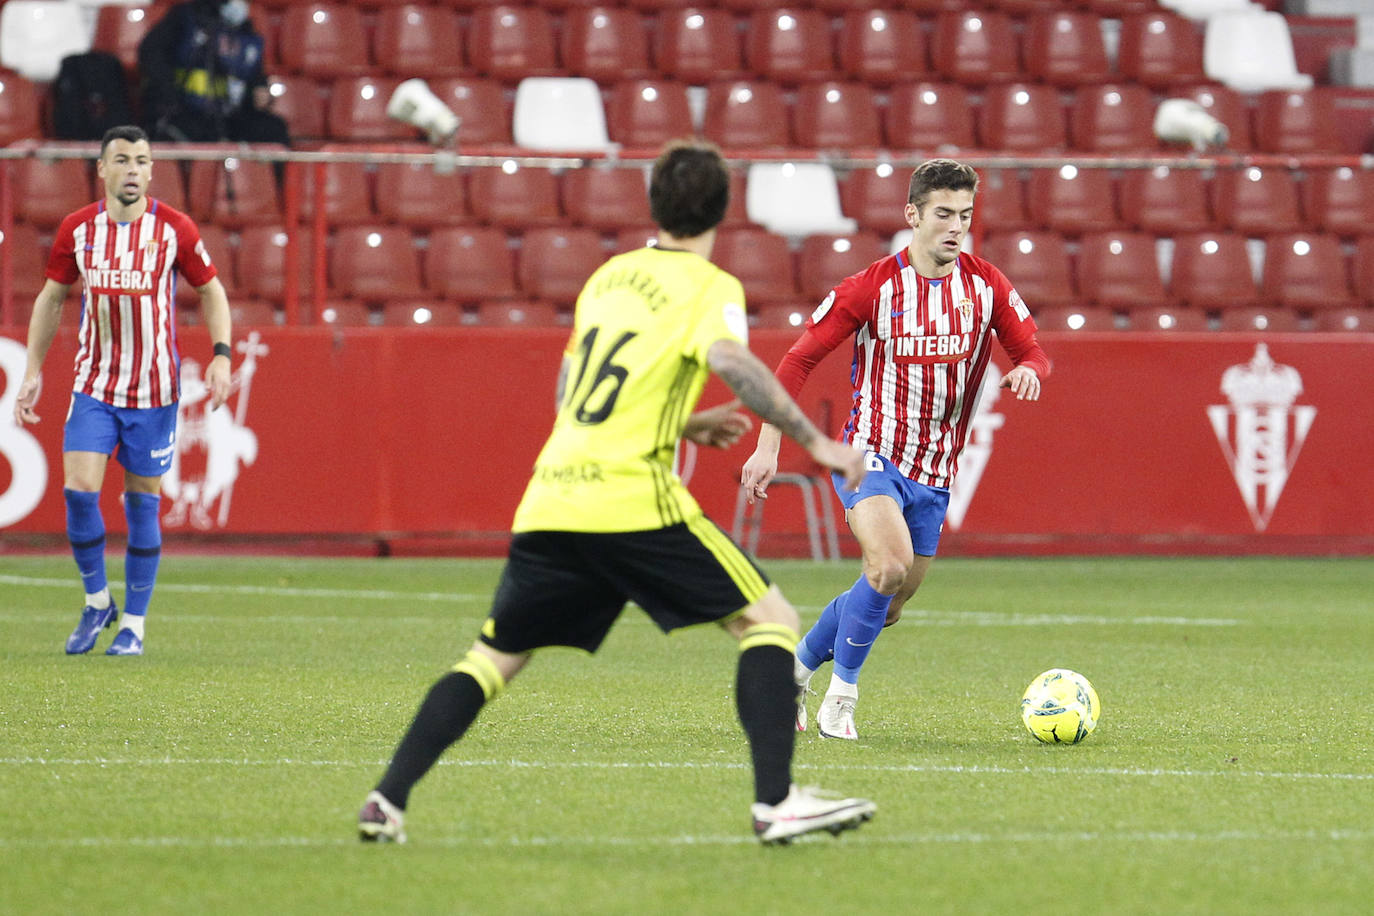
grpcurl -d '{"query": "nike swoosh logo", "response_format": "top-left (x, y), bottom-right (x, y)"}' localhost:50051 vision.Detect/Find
top-left (844, 638), bottom-right (873, 647)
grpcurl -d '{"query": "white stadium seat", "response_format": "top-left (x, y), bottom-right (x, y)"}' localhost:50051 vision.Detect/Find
top-left (1204, 11), bottom-right (1313, 92)
top-left (746, 163), bottom-right (856, 238)
top-left (0, 1), bottom-right (93, 82)
top-left (512, 77), bottom-right (613, 152)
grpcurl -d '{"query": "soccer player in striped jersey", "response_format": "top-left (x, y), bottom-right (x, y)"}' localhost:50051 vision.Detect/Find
top-left (741, 159), bottom-right (1052, 740)
top-left (360, 141), bottom-right (875, 845)
top-left (11, 125), bottom-right (233, 656)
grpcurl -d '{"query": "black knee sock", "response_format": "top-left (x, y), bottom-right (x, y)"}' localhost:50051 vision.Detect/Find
top-left (376, 671), bottom-right (487, 809)
top-left (736, 645), bottom-right (795, 807)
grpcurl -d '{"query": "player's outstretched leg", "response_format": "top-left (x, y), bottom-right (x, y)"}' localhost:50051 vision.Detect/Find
top-left (751, 785), bottom-right (876, 845)
top-left (819, 577), bottom-right (891, 740)
top-left (794, 590), bottom-right (846, 731)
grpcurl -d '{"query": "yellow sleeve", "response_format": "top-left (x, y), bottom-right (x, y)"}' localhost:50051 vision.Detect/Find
top-left (684, 271), bottom-right (749, 361)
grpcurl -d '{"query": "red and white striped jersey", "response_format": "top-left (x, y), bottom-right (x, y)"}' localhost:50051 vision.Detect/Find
top-left (46, 199), bottom-right (217, 409)
top-left (777, 248), bottom-right (1051, 488)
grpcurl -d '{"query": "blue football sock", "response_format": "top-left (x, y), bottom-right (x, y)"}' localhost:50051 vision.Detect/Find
top-left (832, 575), bottom-right (892, 685)
top-left (123, 492), bottom-right (162, 618)
top-left (797, 589), bottom-right (848, 670)
top-left (65, 488), bottom-right (108, 599)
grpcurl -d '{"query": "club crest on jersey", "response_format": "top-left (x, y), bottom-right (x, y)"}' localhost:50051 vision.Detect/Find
top-left (893, 332), bottom-right (972, 364)
top-left (145, 239), bottom-right (159, 258)
top-left (957, 297), bottom-right (974, 329)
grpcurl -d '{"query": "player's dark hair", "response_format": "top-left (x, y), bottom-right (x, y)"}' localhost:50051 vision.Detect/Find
top-left (99, 125), bottom-right (149, 158)
top-left (649, 139), bottom-right (730, 239)
top-left (907, 158), bottom-right (979, 212)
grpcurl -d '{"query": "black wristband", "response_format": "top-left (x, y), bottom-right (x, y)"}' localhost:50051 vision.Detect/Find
top-left (213, 342), bottom-right (232, 359)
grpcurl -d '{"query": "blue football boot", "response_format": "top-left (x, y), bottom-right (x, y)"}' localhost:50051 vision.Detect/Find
top-left (65, 600), bottom-right (119, 655)
top-left (105, 627), bottom-right (144, 656)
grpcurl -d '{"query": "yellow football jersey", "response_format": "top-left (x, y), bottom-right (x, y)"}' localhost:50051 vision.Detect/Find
top-left (512, 246), bottom-right (749, 533)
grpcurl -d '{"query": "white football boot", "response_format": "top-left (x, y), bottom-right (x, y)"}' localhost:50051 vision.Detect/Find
top-left (751, 784), bottom-right (876, 845)
top-left (358, 790), bottom-right (407, 843)
top-left (816, 691), bottom-right (859, 740)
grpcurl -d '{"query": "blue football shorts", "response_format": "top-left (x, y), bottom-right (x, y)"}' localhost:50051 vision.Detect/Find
top-left (64, 392), bottom-right (178, 478)
top-left (831, 451), bottom-right (952, 557)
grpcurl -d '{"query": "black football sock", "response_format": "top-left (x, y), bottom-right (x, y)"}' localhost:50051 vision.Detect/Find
top-left (376, 671), bottom-right (487, 809)
top-left (736, 644), bottom-right (796, 807)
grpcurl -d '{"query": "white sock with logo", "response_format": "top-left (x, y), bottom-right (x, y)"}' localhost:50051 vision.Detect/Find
top-left (86, 588), bottom-right (111, 610)
top-left (827, 674), bottom-right (858, 699)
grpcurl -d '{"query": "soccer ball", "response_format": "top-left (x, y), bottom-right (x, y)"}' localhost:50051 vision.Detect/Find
top-left (1020, 668), bottom-right (1100, 744)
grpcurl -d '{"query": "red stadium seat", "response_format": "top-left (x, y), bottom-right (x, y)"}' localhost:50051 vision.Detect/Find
top-left (839, 166), bottom-right (912, 235)
top-left (1025, 165), bottom-right (1119, 235)
top-left (372, 3), bottom-right (466, 79)
top-left (12, 158), bottom-right (91, 229)
top-left (979, 83), bottom-right (1066, 151)
top-left (1311, 307), bottom-right (1374, 332)
top-left (473, 300), bottom-right (568, 328)
top-left (797, 231), bottom-right (886, 302)
top-left (838, 10), bottom-right (926, 87)
top-left (1176, 84), bottom-right (1253, 152)
top-left (467, 163), bottom-right (561, 226)
top-left (1126, 305), bottom-right (1211, 332)
top-left (425, 226), bottom-right (518, 303)
top-left (885, 82), bottom-right (975, 152)
top-left (1022, 10), bottom-right (1110, 86)
top-left (467, 5), bottom-right (559, 80)
top-left (1301, 167), bottom-right (1374, 238)
top-left (562, 164), bottom-right (652, 229)
top-left (1118, 166), bottom-right (1214, 235)
top-left (1211, 166), bottom-right (1302, 235)
top-left (750, 303), bottom-right (810, 329)
top-left (653, 8), bottom-right (743, 84)
top-left (712, 227), bottom-right (797, 306)
top-left (235, 226), bottom-right (318, 302)
top-left (428, 78), bottom-right (513, 146)
top-left (0, 221), bottom-right (52, 304)
top-left (1359, 236), bottom-right (1374, 306)
top-left (516, 227), bottom-right (606, 305)
top-left (0, 71), bottom-right (42, 145)
top-left (930, 10), bottom-right (1020, 86)
top-left (1069, 84), bottom-right (1158, 153)
top-left (228, 300), bottom-right (282, 329)
top-left (986, 0), bottom-right (1063, 12)
top-left (374, 162), bottom-right (468, 228)
top-left (1252, 89), bottom-right (1342, 154)
top-left (1262, 232), bottom-right (1356, 311)
top-left (315, 301), bottom-right (375, 326)
top-left (277, 3), bottom-right (371, 78)
top-left (973, 168), bottom-right (1030, 230)
top-left (605, 79), bottom-right (693, 149)
top-left (560, 6), bottom-right (650, 83)
top-left (150, 163), bottom-right (189, 215)
top-left (325, 76), bottom-right (415, 141)
top-left (330, 226), bottom-right (424, 302)
top-left (298, 159), bottom-right (375, 226)
top-left (1169, 232), bottom-right (1261, 310)
top-left (265, 75), bottom-right (327, 142)
top-left (612, 225), bottom-right (660, 253)
top-left (1079, 0), bottom-right (1157, 14)
top-left (1213, 306), bottom-right (1304, 333)
top-left (380, 302), bottom-right (465, 327)
top-left (1031, 307), bottom-right (1119, 332)
top-left (1076, 231), bottom-right (1169, 310)
top-left (92, 4), bottom-right (157, 73)
top-left (702, 80), bottom-right (791, 150)
top-left (979, 230), bottom-right (1076, 309)
top-left (1116, 11), bottom-right (1206, 89)
top-left (186, 157), bottom-right (282, 227)
top-left (745, 8), bottom-right (836, 83)
top-left (795, 82), bottom-right (881, 150)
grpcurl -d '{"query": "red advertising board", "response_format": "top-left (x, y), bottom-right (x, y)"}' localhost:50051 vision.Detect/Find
top-left (1, 327), bottom-right (1371, 555)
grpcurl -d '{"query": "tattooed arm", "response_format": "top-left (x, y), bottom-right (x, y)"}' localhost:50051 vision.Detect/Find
top-left (707, 338), bottom-right (864, 491)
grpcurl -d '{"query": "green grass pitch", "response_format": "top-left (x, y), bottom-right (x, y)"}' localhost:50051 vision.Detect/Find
top-left (2, 555), bottom-right (1371, 915)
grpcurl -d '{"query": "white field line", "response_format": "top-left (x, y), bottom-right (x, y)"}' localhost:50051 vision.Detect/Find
top-left (0, 575), bottom-right (1239, 627)
top-left (2, 828), bottom-right (1373, 850)
top-left (1, 757), bottom-right (1368, 783)
top-left (0, 574), bottom-right (481, 603)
